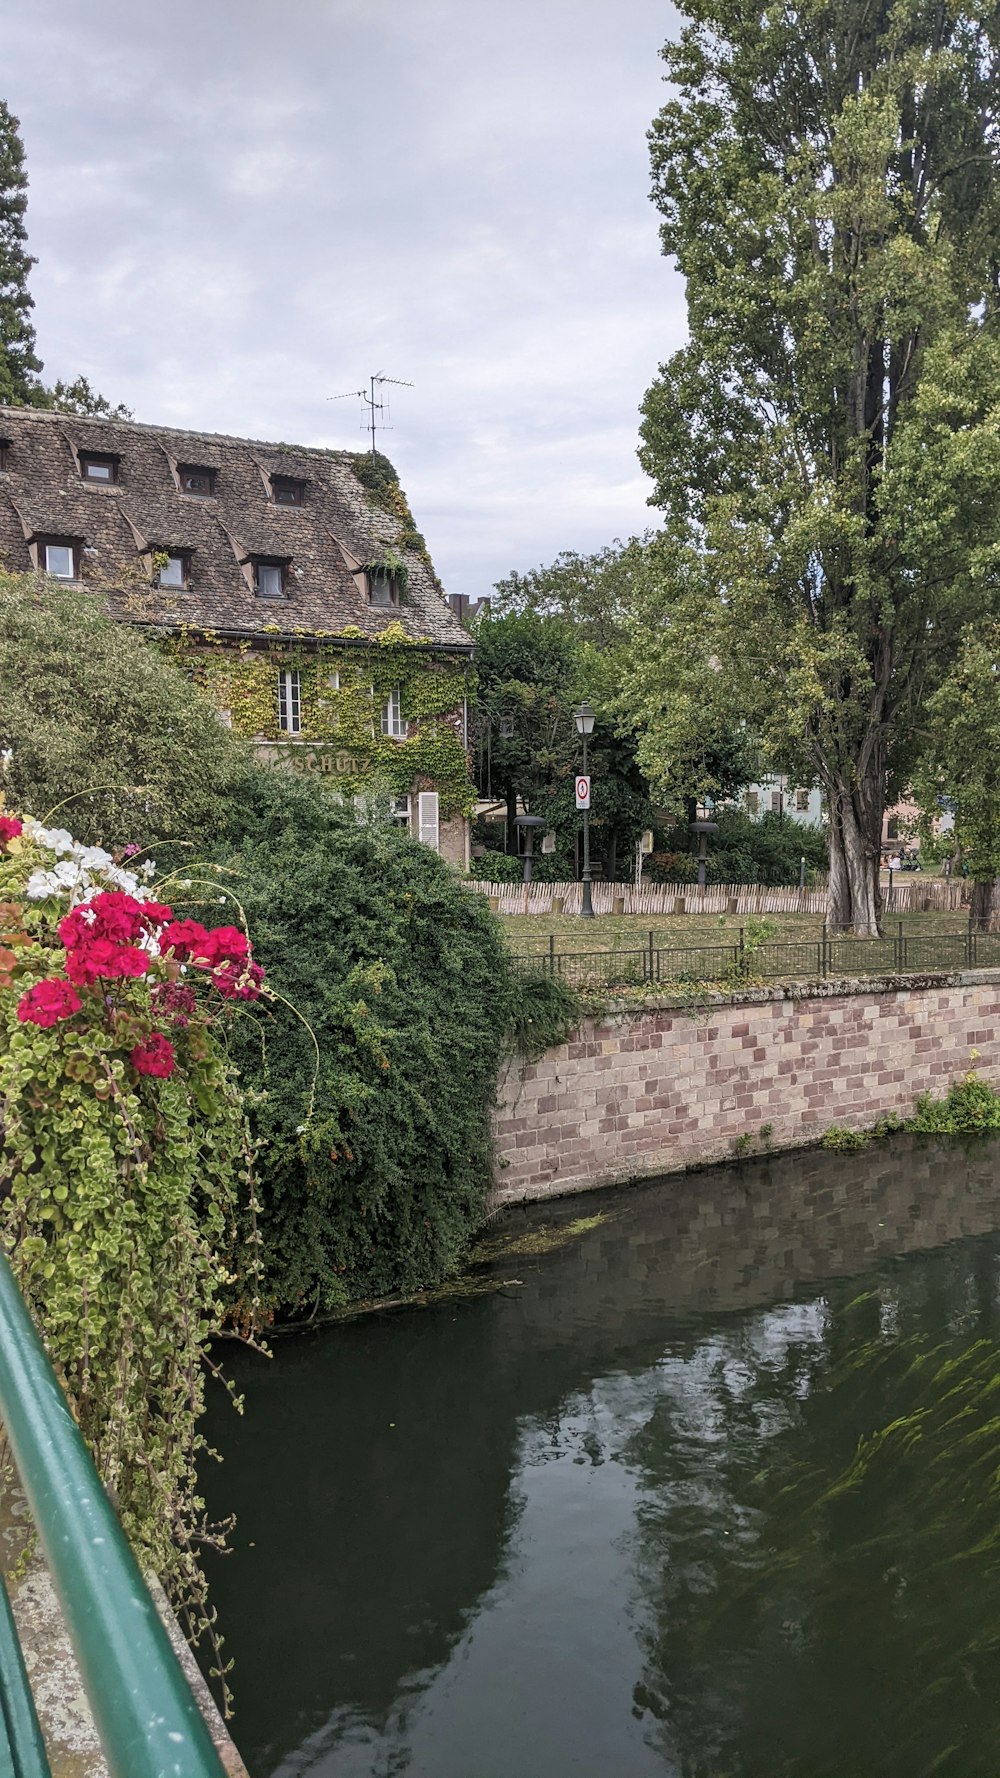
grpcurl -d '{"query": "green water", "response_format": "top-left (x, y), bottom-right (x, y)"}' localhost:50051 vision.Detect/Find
top-left (202, 1133), bottom-right (1000, 1777)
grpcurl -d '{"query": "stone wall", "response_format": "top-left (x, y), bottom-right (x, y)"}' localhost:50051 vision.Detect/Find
top-left (493, 969), bottom-right (1000, 1204)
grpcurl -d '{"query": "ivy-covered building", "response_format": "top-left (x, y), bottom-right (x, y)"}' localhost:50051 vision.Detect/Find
top-left (0, 409), bottom-right (475, 863)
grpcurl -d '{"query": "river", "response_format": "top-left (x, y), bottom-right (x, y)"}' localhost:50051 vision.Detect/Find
top-left (202, 1132), bottom-right (1000, 1777)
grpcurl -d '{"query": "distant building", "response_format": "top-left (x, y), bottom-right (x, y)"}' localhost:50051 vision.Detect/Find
top-left (743, 775), bottom-right (823, 826)
top-left (0, 408), bottom-right (474, 865)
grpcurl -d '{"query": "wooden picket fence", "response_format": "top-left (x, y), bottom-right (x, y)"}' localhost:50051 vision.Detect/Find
top-left (465, 878), bottom-right (969, 918)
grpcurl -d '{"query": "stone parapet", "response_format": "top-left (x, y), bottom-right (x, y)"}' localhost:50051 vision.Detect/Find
top-left (493, 969), bottom-right (1000, 1203)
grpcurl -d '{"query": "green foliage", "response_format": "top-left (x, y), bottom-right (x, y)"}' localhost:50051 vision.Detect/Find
top-left (44, 374), bottom-right (132, 419)
top-left (0, 100), bottom-right (42, 406)
top-left (916, 621), bottom-right (1000, 899)
top-left (0, 572), bottom-right (246, 848)
top-left (911, 1069), bottom-right (1000, 1132)
top-left (632, 1), bottom-right (1000, 932)
top-left (709, 808), bottom-right (827, 886)
top-left (351, 450), bottom-right (429, 560)
top-left (821, 1124), bottom-right (871, 1152)
top-left (504, 971), bottom-right (582, 1061)
top-left (212, 769), bottom-right (519, 1317)
top-left (181, 623), bottom-right (473, 818)
top-left (0, 821), bottom-right (258, 1679)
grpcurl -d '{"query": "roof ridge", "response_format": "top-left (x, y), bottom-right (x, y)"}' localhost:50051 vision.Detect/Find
top-left (0, 406), bottom-right (373, 463)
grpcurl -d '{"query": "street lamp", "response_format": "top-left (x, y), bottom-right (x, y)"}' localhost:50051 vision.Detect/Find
top-left (575, 700), bottom-right (596, 918)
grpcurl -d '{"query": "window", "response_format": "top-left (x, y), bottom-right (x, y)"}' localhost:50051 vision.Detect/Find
top-left (254, 560), bottom-right (285, 598)
top-left (368, 572), bottom-right (396, 607)
top-left (43, 541), bottom-right (76, 580)
top-left (157, 553), bottom-right (189, 589)
top-left (417, 791), bottom-right (440, 852)
top-left (770, 790), bottom-right (783, 812)
top-left (887, 817), bottom-right (900, 840)
top-left (381, 688), bottom-right (407, 739)
top-left (0, 441), bottom-right (9, 472)
top-left (746, 791), bottom-right (759, 815)
top-left (179, 465), bottom-right (216, 497)
top-left (795, 788), bottom-right (810, 812)
top-left (277, 669), bottom-right (301, 734)
top-left (271, 475), bottom-right (305, 507)
top-left (390, 795), bottom-right (411, 828)
top-left (80, 452), bottom-right (118, 484)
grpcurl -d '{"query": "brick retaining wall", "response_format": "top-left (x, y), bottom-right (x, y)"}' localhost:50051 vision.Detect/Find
top-left (493, 969), bottom-right (1000, 1204)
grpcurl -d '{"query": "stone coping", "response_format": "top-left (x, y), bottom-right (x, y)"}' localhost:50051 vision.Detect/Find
top-left (586, 966), bottom-right (1000, 1024)
top-left (0, 1484), bottom-right (249, 1778)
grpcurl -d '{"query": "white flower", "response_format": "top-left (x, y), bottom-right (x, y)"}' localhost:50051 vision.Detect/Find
top-left (74, 845), bottom-right (114, 872)
top-left (26, 823), bottom-right (75, 855)
top-left (54, 859), bottom-right (86, 886)
top-left (25, 868), bottom-right (63, 900)
top-left (141, 860), bottom-right (156, 880)
top-left (0, 749), bottom-right (12, 772)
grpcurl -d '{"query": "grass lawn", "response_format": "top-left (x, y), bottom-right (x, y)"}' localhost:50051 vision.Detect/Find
top-left (501, 909), bottom-right (973, 958)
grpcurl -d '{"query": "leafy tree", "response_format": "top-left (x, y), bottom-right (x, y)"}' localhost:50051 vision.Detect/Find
top-left (0, 571), bottom-right (245, 847)
top-left (46, 373), bottom-right (132, 420)
top-left (916, 621), bottom-right (1000, 928)
top-left (471, 608), bottom-right (580, 838)
top-left (0, 100), bottom-right (43, 405)
top-left (635, 0), bottom-right (1000, 933)
top-left (0, 101), bottom-right (127, 414)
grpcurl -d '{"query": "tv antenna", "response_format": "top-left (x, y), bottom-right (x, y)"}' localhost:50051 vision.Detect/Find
top-left (327, 372), bottom-right (413, 454)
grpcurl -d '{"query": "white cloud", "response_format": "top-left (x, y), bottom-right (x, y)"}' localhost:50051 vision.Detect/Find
top-left (1, 0), bottom-right (686, 594)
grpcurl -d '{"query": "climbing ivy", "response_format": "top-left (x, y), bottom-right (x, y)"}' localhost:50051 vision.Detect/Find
top-left (167, 624), bottom-right (474, 817)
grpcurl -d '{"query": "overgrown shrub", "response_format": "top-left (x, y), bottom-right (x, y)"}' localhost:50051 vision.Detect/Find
top-left (0, 572), bottom-right (246, 848)
top-left (649, 808), bottom-right (828, 886)
top-left (214, 770), bottom-right (522, 1316)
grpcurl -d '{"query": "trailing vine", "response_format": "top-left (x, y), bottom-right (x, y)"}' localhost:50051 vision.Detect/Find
top-left (166, 625), bottom-right (474, 816)
top-left (0, 813), bottom-right (268, 1702)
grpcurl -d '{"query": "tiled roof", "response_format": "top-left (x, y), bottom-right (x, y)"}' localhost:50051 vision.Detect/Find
top-left (0, 408), bottom-right (472, 651)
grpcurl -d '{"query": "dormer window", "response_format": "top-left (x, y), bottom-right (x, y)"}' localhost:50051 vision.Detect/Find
top-left (42, 540), bottom-right (78, 581)
top-left (179, 465), bottom-right (216, 497)
top-left (80, 452), bottom-right (119, 484)
top-left (254, 559), bottom-right (286, 599)
top-left (368, 571), bottom-right (397, 607)
top-left (157, 552), bottom-right (190, 590)
top-left (271, 475), bottom-right (305, 507)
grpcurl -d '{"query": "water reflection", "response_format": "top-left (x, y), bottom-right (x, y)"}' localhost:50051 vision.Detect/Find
top-left (203, 1134), bottom-right (1000, 1777)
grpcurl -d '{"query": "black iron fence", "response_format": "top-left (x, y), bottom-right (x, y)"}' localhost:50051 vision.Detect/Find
top-left (514, 927), bottom-right (1000, 990)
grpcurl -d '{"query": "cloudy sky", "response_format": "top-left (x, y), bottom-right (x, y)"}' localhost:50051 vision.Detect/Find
top-left (2, 0), bottom-right (685, 596)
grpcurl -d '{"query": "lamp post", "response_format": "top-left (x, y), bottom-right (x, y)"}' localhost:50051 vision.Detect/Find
top-left (575, 700), bottom-right (596, 918)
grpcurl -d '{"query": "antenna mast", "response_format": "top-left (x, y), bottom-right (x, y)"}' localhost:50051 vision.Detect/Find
top-left (327, 372), bottom-right (414, 454)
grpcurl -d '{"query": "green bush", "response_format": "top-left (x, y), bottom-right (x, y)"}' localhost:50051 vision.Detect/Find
top-left (650, 808), bottom-right (828, 886)
top-left (0, 572), bottom-right (245, 848)
top-left (214, 770), bottom-right (521, 1316)
top-left (911, 1070), bottom-right (1000, 1132)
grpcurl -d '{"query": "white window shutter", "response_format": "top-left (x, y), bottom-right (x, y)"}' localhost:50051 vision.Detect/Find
top-left (418, 791), bottom-right (439, 852)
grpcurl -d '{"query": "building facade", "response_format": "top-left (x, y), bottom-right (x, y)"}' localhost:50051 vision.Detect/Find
top-left (743, 775), bottom-right (824, 827)
top-left (0, 410), bottom-right (474, 864)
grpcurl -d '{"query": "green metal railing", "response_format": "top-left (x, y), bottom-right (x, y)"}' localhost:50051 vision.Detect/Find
top-left (0, 1251), bottom-right (228, 1778)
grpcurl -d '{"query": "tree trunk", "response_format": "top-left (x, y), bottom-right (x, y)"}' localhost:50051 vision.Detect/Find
top-left (970, 878), bottom-right (1000, 931)
top-left (825, 770), bottom-right (884, 936)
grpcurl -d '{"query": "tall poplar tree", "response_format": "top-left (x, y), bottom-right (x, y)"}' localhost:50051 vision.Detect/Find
top-left (636, 0), bottom-right (1000, 933)
top-left (0, 100), bottom-right (42, 406)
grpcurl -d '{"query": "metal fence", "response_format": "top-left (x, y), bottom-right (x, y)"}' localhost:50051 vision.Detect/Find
top-left (0, 1249), bottom-right (229, 1778)
top-left (514, 926), bottom-right (1000, 989)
